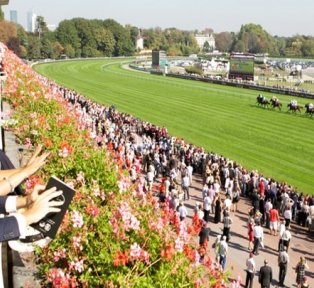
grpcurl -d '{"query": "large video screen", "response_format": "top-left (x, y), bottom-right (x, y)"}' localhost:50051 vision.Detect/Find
top-left (229, 54), bottom-right (254, 80)
top-left (230, 59), bottom-right (254, 74)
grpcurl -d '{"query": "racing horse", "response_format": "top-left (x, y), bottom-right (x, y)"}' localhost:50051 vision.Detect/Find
top-left (256, 95), bottom-right (270, 108)
top-left (270, 98), bottom-right (282, 110)
top-left (304, 103), bottom-right (314, 117)
top-left (287, 103), bottom-right (303, 113)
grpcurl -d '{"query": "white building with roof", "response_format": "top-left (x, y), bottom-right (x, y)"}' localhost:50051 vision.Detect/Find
top-left (195, 34), bottom-right (215, 50)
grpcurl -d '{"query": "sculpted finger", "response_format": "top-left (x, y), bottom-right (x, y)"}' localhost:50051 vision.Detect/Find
top-left (33, 184), bottom-right (46, 194)
top-left (38, 187), bottom-right (58, 200)
top-left (47, 207), bottom-right (62, 214)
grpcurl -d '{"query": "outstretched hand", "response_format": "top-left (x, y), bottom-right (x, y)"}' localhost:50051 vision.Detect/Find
top-left (22, 145), bottom-right (50, 178)
top-left (22, 187), bottom-right (64, 225)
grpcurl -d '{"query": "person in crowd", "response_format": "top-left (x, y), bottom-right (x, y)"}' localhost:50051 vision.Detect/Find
top-left (264, 198), bottom-right (273, 229)
top-left (198, 221), bottom-right (210, 249)
top-left (247, 217), bottom-right (255, 251)
top-left (281, 226), bottom-right (292, 252)
top-left (181, 173), bottom-right (190, 201)
top-left (295, 256), bottom-right (310, 288)
top-left (218, 235), bottom-right (228, 271)
top-left (269, 207), bottom-right (280, 236)
top-left (214, 194), bottom-right (222, 224)
top-left (259, 259), bottom-right (273, 288)
top-left (231, 186), bottom-right (240, 212)
top-left (213, 234), bottom-right (222, 264)
top-left (177, 201), bottom-right (188, 221)
top-left (223, 194), bottom-right (232, 212)
top-left (222, 210), bottom-right (233, 242)
top-left (252, 221), bottom-right (264, 255)
top-left (278, 246), bottom-right (289, 287)
top-left (245, 252), bottom-right (256, 288)
top-left (203, 192), bottom-right (211, 222)
top-left (278, 218), bottom-right (286, 251)
top-left (301, 276), bottom-right (310, 288)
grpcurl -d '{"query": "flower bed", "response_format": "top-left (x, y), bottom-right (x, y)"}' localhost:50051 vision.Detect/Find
top-left (2, 47), bottom-right (225, 287)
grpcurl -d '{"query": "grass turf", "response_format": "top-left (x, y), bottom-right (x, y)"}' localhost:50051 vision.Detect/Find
top-left (34, 59), bottom-right (314, 195)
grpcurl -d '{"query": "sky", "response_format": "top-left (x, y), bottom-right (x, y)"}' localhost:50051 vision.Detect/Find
top-left (2, 0), bottom-right (314, 37)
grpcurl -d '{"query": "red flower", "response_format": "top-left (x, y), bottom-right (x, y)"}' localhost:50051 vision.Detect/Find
top-left (161, 244), bottom-right (175, 261)
top-left (85, 205), bottom-right (100, 217)
top-left (113, 251), bottom-right (129, 266)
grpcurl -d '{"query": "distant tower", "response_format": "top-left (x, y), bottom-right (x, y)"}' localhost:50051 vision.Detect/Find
top-left (136, 29), bottom-right (144, 50)
top-left (10, 10), bottom-right (18, 24)
top-left (27, 10), bottom-right (37, 33)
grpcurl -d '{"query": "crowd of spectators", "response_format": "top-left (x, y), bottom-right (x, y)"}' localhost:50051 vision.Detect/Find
top-left (3, 47), bottom-right (312, 286)
top-left (40, 77), bottom-right (314, 286)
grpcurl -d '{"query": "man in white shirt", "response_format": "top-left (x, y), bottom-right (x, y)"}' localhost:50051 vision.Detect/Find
top-left (245, 252), bottom-right (256, 288)
top-left (278, 246), bottom-right (289, 287)
top-left (182, 174), bottom-right (190, 201)
top-left (178, 202), bottom-right (188, 221)
top-left (252, 222), bottom-right (264, 255)
top-left (218, 235), bottom-right (228, 271)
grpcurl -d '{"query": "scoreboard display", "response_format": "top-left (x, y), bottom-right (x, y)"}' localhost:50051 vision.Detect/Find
top-left (229, 53), bottom-right (255, 81)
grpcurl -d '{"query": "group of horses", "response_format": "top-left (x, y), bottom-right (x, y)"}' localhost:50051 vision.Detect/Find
top-left (256, 95), bottom-right (314, 116)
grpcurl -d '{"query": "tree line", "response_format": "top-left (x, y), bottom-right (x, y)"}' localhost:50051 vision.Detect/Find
top-left (0, 8), bottom-right (314, 59)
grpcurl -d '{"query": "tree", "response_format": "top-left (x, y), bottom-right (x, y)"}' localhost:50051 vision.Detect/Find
top-left (63, 44), bottom-right (75, 58)
top-left (27, 35), bottom-right (41, 59)
top-left (103, 19), bottom-right (134, 56)
top-left (215, 32), bottom-right (233, 52)
top-left (92, 27), bottom-right (115, 56)
top-left (301, 38), bottom-right (314, 57)
top-left (56, 20), bottom-right (81, 56)
top-left (40, 38), bottom-right (53, 58)
top-left (52, 41), bottom-right (64, 59)
top-left (36, 16), bottom-right (49, 38)
top-left (0, 6), bottom-right (4, 21)
top-left (0, 21), bottom-right (17, 44)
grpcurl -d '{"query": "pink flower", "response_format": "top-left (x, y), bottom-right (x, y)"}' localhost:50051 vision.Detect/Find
top-left (72, 235), bottom-right (83, 251)
top-left (53, 248), bottom-right (67, 262)
top-left (175, 237), bottom-right (184, 252)
top-left (69, 258), bottom-right (84, 273)
top-left (130, 243), bottom-right (142, 259)
top-left (76, 171), bottom-right (85, 184)
top-left (58, 147), bottom-right (70, 158)
top-left (71, 211), bottom-right (84, 228)
top-left (24, 137), bottom-right (32, 149)
top-left (129, 243), bottom-right (150, 264)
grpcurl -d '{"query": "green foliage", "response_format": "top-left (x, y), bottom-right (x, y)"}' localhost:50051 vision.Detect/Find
top-left (185, 65), bottom-right (203, 75)
top-left (35, 60), bottom-right (314, 195)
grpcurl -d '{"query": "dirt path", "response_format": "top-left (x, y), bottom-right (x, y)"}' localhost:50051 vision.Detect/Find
top-left (179, 173), bottom-right (314, 288)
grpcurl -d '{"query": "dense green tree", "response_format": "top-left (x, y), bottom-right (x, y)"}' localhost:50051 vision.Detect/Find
top-left (103, 19), bottom-right (134, 56)
top-left (56, 20), bottom-right (81, 55)
top-left (301, 38), bottom-right (314, 57)
top-left (27, 35), bottom-right (41, 59)
top-left (92, 27), bottom-right (115, 56)
top-left (52, 41), bottom-right (64, 59)
top-left (215, 32), bottom-right (233, 52)
top-left (36, 16), bottom-right (49, 38)
top-left (63, 44), bottom-right (76, 58)
top-left (40, 38), bottom-right (53, 58)
top-left (0, 6), bottom-right (4, 21)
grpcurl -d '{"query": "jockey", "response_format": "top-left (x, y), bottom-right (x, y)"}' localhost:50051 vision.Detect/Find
top-left (291, 99), bottom-right (297, 107)
top-left (309, 103), bottom-right (314, 111)
top-left (272, 95), bottom-right (278, 103)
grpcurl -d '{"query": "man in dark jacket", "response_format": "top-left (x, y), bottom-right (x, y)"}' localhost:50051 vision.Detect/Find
top-left (259, 259), bottom-right (272, 288)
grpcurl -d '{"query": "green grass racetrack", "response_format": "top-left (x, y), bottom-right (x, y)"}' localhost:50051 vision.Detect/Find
top-left (35, 59), bottom-right (314, 195)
